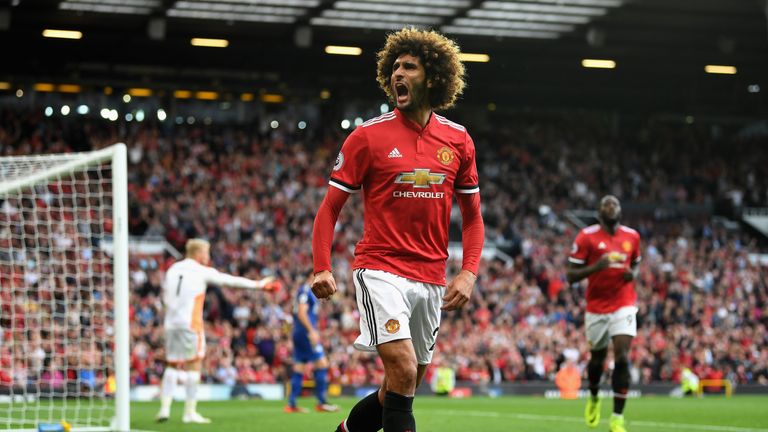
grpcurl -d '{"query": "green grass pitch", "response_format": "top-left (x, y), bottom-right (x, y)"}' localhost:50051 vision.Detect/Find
top-left (129, 396), bottom-right (768, 432)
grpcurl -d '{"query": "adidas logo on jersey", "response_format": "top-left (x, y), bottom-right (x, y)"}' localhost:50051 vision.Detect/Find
top-left (598, 242), bottom-right (607, 249)
top-left (388, 148), bottom-right (403, 158)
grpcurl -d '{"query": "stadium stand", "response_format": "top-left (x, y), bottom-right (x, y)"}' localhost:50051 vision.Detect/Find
top-left (2, 107), bottom-right (766, 394)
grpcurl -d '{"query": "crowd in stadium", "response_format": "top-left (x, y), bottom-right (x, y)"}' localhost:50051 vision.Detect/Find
top-left (1, 108), bottom-right (767, 391)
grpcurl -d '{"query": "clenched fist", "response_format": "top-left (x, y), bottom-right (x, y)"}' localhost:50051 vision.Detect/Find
top-left (312, 270), bottom-right (337, 299)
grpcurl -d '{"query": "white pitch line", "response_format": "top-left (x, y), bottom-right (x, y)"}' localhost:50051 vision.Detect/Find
top-left (428, 409), bottom-right (768, 432)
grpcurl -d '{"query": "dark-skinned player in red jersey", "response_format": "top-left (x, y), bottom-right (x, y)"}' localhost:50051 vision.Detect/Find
top-left (567, 195), bottom-right (641, 432)
top-left (311, 27), bottom-right (484, 432)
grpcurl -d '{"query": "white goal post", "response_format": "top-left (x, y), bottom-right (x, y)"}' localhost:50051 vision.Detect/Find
top-left (0, 144), bottom-right (129, 432)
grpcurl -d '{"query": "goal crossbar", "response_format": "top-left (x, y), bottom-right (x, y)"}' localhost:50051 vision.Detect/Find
top-left (0, 146), bottom-right (120, 197)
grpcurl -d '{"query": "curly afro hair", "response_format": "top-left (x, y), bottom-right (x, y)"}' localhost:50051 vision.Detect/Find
top-left (376, 27), bottom-right (466, 111)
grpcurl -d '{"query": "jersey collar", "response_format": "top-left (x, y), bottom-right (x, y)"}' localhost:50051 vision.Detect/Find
top-left (395, 108), bottom-right (434, 133)
top-left (600, 223), bottom-right (621, 236)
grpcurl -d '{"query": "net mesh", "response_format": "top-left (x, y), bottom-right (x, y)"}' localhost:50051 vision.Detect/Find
top-left (0, 154), bottom-right (116, 430)
top-left (0, 154), bottom-right (84, 185)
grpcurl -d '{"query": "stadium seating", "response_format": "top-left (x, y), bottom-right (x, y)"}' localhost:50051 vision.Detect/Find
top-left (1, 108), bottom-right (766, 390)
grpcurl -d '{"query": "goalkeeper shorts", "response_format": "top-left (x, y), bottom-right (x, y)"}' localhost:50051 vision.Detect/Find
top-left (165, 328), bottom-right (205, 362)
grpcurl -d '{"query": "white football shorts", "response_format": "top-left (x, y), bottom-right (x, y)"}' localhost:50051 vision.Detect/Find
top-left (585, 305), bottom-right (638, 351)
top-left (352, 268), bottom-right (444, 365)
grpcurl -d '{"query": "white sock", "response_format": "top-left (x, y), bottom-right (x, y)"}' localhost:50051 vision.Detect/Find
top-left (184, 371), bottom-right (202, 415)
top-left (159, 368), bottom-right (178, 414)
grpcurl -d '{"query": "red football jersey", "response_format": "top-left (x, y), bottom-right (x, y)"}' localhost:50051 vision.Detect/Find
top-left (329, 109), bottom-right (479, 285)
top-left (568, 224), bottom-right (642, 313)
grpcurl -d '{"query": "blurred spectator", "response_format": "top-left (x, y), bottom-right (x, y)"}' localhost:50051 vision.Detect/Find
top-left (0, 108), bottom-right (766, 390)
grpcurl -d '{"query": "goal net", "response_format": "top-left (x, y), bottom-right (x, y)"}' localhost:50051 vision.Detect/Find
top-left (0, 145), bottom-right (129, 432)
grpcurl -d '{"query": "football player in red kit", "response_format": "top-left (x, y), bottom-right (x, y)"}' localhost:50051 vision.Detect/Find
top-left (568, 195), bottom-right (641, 432)
top-left (312, 28), bottom-right (484, 432)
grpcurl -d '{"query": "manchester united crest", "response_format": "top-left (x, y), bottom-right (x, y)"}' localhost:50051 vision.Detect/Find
top-left (385, 319), bottom-right (400, 334)
top-left (436, 146), bottom-right (454, 166)
top-left (622, 240), bottom-right (632, 252)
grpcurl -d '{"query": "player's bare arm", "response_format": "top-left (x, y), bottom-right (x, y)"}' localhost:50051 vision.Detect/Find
top-left (312, 270), bottom-right (337, 299)
top-left (566, 254), bottom-right (611, 283)
top-left (623, 261), bottom-right (640, 282)
top-left (441, 269), bottom-right (477, 311)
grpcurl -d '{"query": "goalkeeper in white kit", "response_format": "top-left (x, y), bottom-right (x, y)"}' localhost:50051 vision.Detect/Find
top-left (156, 238), bottom-right (277, 424)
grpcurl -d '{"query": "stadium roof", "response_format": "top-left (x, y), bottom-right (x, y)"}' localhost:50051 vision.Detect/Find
top-left (2, 0), bottom-right (767, 115)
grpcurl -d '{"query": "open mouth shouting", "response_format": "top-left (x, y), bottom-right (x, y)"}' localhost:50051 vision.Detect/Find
top-left (394, 81), bottom-right (409, 106)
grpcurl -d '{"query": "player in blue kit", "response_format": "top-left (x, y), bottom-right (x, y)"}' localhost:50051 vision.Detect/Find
top-left (285, 274), bottom-right (340, 413)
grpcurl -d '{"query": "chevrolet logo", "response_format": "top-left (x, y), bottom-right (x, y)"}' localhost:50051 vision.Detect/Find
top-left (395, 169), bottom-right (446, 188)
